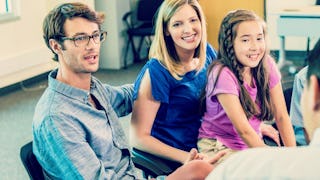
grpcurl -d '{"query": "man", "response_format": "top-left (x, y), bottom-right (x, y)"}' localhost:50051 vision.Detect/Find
top-left (290, 39), bottom-right (320, 146)
top-left (206, 38), bottom-right (320, 179)
top-left (33, 2), bottom-right (222, 179)
top-left (290, 66), bottom-right (308, 146)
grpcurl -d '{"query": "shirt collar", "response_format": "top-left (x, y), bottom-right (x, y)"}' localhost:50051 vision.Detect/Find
top-left (48, 69), bottom-right (97, 102)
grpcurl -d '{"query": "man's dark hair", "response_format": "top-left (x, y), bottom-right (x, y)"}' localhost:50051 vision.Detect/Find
top-left (43, 2), bottom-right (105, 61)
top-left (306, 39), bottom-right (320, 84)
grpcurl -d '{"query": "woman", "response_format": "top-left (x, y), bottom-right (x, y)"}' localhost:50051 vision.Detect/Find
top-left (131, 0), bottom-right (217, 168)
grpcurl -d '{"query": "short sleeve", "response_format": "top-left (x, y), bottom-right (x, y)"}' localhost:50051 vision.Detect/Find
top-left (208, 66), bottom-right (239, 97)
top-left (133, 59), bottom-right (172, 103)
top-left (148, 62), bottom-right (171, 103)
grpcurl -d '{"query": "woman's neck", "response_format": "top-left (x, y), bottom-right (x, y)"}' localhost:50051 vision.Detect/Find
top-left (178, 50), bottom-right (198, 73)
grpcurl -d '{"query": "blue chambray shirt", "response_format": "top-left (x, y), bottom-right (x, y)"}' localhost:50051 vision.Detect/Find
top-left (290, 66), bottom-right (308, 146)
top-left (32, 69), bottom-right (138, 179)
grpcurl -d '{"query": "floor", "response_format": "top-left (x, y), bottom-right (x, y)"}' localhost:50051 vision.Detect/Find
top-left (0, 53), bottom-right (306, 179)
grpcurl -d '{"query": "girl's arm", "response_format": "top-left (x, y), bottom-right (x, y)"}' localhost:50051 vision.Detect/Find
top-left (270, 83), bottom-right (296, 146)
top-left (131, 70), bottom-right (189, 164)
top-left (217, 93), bottom-right (266, 147)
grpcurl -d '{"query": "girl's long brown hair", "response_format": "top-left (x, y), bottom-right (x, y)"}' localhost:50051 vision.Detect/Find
top-left (200, 9), bottom-right (274, 121)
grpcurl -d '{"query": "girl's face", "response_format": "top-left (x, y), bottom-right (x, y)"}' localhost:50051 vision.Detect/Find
top-left (233, 20), bottom-right (266, 68)
top-left (166, 4), bottom-right (201, 55)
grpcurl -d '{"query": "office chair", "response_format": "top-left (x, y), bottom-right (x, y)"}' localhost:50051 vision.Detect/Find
top-left (131, 148), bottom-right (181, 178)
top-left (122, 0), bottom-right (163, 68)
top-left (20, 141), bottom-right (44, 180)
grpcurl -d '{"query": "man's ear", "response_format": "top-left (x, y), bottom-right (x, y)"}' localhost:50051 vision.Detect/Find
top-left (49, 39), bottom-right (62, 53)
top-left (310, 75), bottom-right (320, 111)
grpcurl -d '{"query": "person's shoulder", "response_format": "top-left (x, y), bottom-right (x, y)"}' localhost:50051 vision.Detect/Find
top-left (206, 43), bottom-right (217, 58)
top-left (206, 146), bottom-right (320, 179)
top-left (146, 58), bottom-right (170, 74)
top-left (296, 66), bottom-right (308, 78)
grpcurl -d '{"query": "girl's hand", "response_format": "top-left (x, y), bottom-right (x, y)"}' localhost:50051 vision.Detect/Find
top-left (184, 148), bottom-right (204, 164)
top-left (184, 148), bottom-right (226, 165)
top-left (260, 123), bottom-right (281, 146)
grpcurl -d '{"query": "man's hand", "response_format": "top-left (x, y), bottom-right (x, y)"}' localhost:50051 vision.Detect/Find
top-left (184, 148), bottom-right (226, 165)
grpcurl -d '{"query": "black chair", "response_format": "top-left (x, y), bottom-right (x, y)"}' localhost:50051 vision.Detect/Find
top-left (122, 0), bottom-right (163, 68)
top-left (20, 141), bottom-right (44, 180)
top-left (283, 86), bottom-right (293, 114)
top-left (131, 148), bottom-right (181, 178)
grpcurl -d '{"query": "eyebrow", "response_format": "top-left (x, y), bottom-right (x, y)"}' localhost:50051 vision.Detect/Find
top-left (239, 33), bottom-right (263, 38)
top-left (70, 30), bottom-right (100, 36)
top-left (171, 15), bottom-right (198, 23)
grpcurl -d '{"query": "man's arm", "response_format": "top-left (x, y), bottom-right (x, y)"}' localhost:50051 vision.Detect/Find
top-left (104, 84), bottom-right (134, 117)
top-left (33, 115), bottom-right (119, 179)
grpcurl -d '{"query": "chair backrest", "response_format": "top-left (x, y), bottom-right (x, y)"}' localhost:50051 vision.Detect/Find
top-left (20, 141), bottom-right (44, 180)
top-left (136, 0), bottom-right (163, 23)
top-left (283, 86), bottom-right (293, 113)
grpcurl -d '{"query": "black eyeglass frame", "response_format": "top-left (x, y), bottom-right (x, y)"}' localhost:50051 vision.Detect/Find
top-left (60, 31), bottom-right (107, 47)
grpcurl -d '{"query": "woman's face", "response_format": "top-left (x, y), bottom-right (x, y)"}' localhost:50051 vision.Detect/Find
top-left (166, 4), bottom-right (201, 55)
top-left (233, 20), bottom-right (266, 68)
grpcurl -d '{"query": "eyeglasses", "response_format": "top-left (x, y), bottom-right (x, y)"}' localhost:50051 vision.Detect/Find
top-left (61, 31), bottom-right (107, 47)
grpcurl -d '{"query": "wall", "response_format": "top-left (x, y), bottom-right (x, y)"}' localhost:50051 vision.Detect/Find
top-left (95, 0), bottom-right (130, 69)
top-left (199, 0), bottom-right (264, 50)
top-left (266, 0), bottom-right (316, 50)
top-left (0, 0), bottom-right (94, 88)
top-left (200, 0), bottom-right (317, 51)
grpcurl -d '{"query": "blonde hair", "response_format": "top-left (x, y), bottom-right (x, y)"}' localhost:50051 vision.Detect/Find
top-left (149, 0), bottom-right (207, 80)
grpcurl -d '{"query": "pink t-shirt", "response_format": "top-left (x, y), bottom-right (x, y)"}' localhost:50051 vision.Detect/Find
top-left (198, 57), bottom-right (281, 150)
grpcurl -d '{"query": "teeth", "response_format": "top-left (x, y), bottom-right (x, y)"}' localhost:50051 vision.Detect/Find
top-left (182, 35), bottom-right (194, 40)
top-left (85, 55), bottom-right (95, 60)
top-left (248, 54), bottom-right (258, 59)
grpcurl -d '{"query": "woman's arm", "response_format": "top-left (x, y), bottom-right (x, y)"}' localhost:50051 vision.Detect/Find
top-left (131, 69), bottom-right (189, 164)
top-left (217, 93), bottom-right (266, 147)
top-left (270, 83), bottom-right (296, 146)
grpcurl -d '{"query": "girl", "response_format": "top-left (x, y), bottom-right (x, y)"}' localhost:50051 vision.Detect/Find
top-left (198, 9), bottom-right (296, 159)
top-left (131, 0), bottom-right (217, 169)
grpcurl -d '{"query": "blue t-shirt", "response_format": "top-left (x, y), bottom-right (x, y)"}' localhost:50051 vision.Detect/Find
top-left (133, 43), bottom-right (217, 151)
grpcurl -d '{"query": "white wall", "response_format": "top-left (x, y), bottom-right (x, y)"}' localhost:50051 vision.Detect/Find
top-left (0, 0), bottom-right (94, 88)
top-left (95, 0), bottom-right (131, 69)
top-left (267, 0), bottom-right (318, 50)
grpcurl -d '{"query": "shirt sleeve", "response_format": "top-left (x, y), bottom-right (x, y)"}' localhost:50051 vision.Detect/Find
top-left (104, 83), bottom-right (134, 117)
top-left (148, 64), bottom-right (171, 103)
top-left (210, 66), bottom-right (239, 97)
top-left (290, 66), bottom-right (307, 127)
top-left (134, 60), bottom-right (171, 103)
top-left (33, 115), bottom-right (118, 179)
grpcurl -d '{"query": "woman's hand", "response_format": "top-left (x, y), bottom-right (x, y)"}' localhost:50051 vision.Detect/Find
top-left (184, 148), bottom-right (226, 165)
top-left (260, 123), bottom-right (280, 146)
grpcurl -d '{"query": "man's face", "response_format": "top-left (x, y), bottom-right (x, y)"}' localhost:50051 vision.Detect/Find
top-left (58, 17), bottom-right (101, 74)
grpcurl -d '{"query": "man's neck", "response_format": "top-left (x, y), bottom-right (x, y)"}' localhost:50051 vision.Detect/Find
top-left (57, 69), bottom-right (91, 90)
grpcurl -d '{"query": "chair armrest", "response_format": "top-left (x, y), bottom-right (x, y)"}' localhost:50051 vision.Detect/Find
top-left (131, 148), bottom-right (181, 177)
